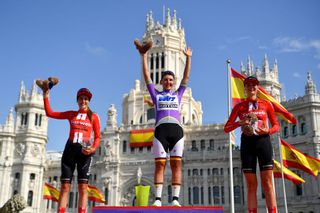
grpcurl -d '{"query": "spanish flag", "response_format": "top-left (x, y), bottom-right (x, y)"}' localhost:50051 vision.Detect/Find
top-left (88, 185), bottom-right (105, 203)
top-left (43, 183), bottom-right (60, 202)
top-left (281, 139), bottom-right (320, 176)
top-left (273, 160), bottom-right (305, 185)
top-left (231, 68), bottom-right (297, 124)
top-left (130, 128), bottom-right (154, 147)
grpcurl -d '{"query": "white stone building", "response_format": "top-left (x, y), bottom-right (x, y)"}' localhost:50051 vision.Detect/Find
top-left (0, 9), bottom-right (319, 213)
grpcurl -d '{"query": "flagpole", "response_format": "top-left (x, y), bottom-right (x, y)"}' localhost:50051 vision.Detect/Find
top-left (277, 132), bottom-right (288, 213)
top-left (226, 59), bottom-right (235, 213)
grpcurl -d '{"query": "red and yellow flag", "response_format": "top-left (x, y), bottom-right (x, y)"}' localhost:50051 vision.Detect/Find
top-left (230, 68), bottom-right (297, 124)
top-left (43, 183), bottom-right (60, 202)
top-left (273, 160), bottom-right (305, 185)
top-left (88, 185), bottom-right (105, 203)
top-left (130, 128), bottom-right (154, 147)
top-left (281, 139), bottom-right (320, 176)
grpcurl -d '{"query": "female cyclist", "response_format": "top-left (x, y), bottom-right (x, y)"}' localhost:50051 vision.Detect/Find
top-left (37, 78), bottom-right (100, 213)
top-left (224, 76), bottom-right (279, 213)
top-left (134, 39), bottom-right (192, 207)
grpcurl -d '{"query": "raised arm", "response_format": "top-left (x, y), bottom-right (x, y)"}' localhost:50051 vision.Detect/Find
top-left (181, 47), bottom-right (192, 86)
top-left (134, 39), bottom-right (153, 84)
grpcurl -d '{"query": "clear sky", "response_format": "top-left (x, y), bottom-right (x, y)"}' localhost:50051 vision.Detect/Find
top-left (0, 0), bottom-right (319, 151)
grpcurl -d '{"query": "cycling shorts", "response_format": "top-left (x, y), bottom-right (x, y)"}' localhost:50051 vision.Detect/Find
top-left (240, 134), bottom-right (273, 173)
top-left (60, 142), bottom-right (93, 184)
top-left (153, 123), bottom-right (184, 158)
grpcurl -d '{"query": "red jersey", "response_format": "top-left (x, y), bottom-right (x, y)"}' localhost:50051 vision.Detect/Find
top-left (224, 99), bottom-right (279, 135)
top-left (44, 97), bottom-right (101, 149)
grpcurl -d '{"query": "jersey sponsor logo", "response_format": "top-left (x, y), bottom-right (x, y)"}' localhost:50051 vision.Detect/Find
top-left (159, 103), bottom-right (178, 108)
top-left (158, 96), bottom-right (176, 101)
top-left (156, 94), bottom-right (179, 111)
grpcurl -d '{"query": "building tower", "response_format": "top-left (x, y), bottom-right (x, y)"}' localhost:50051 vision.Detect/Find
top-left (1, 81), bottom-right (48, 213)
top-left (241, 55), bottom-right (281, 102)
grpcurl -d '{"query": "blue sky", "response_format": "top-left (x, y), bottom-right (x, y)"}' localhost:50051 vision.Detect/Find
top-left (0, 0), bottom-right (319, 151)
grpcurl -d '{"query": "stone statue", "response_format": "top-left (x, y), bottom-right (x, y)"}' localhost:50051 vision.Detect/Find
top-left (0, 194), bottom-right (27, 213)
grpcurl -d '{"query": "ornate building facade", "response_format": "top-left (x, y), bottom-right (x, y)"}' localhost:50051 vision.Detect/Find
top-left (0, 9), bottom-right (319, 213)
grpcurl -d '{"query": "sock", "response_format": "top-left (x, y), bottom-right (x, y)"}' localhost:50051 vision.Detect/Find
top-left (172, 196), bottom-right (179, 201)
top-left (268, 207), bottom-right (277, 213)
top-left (57, 207), bottom-right (66, 213)
top-left (78, 207), bottom-right (86, 213)
top-left (155, 184), bottom-right (163, 199)
top-left (172, 185), bottom-right (181, 198)
top-left (248, 209), bottom-right (257, 213)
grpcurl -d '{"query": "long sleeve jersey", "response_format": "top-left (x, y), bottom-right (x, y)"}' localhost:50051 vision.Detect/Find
top-left (44, 97), bottom-right (100, 149)
top-left (224, 99), bottom-right (280, 135)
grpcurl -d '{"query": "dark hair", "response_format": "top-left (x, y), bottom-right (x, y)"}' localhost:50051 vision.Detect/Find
top-left (87, 107), bottom-right (93, 122)
top-left (161, 70), bottom-right (175, 80)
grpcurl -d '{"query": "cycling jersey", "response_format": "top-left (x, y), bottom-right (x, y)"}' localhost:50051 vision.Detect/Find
top-left (224, 99), bottom-right (279, 135)
top-left (44, 97), bottom-right (100, 149)
top-left (147, 83), bottom-right (186, 127)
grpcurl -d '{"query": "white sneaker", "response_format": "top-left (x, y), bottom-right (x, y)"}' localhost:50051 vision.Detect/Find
top-left (171, 199), bottom-right (181, 207)
top-left (152, 200), bottom-right (162, 207)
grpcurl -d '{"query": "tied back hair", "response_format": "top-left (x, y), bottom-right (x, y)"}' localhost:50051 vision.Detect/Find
top-left (87, 107), bottom-right (93, 122)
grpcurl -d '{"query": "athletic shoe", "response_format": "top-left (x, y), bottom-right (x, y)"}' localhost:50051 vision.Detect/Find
top-left (134, 39), bottom-right (153, 54)
top-left (48, 77), bottom-right (59, 89)
top-left (171, 199), bottom-right (181, 207)
top-left (152, 200), bottom-right (162, 207)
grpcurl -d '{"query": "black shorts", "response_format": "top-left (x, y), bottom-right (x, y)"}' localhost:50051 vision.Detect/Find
top-left (61, 142), bottom-right (93, 184)
top-left (240, 134), bottom-right (273, 173)
top-left (154, 123), bottom-right (184, 152)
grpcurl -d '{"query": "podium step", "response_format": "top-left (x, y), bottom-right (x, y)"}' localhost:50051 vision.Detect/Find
top-left (93, 206), bottom-right (223, 213)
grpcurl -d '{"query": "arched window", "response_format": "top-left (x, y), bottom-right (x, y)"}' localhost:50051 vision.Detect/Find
top-left (150, 54), bottom-right (154, 70)
top-left (34, 113), bottom-right (42, 126)
top-left (156, 53), bottom-right (159, 69)
top-left (283, 126), bottom-right (288, 138)
top-left (155, 71), bottom-right (159, 84)
top-left (299, 116), bottom-right (307, 135)
top-left (122, 140), bottom-right (127, 153)
top-left (296, 182), bottom-right (303, 196)
top-left (233, 167), bottom-right (240, 175)
top-left (209, 139), bottom-right (214, 150)
top-left (161, 52), bottom-right (165, 68)
top-left (168, 185), bottom-right (172, 203)
top-left (200, 139), bottom-right (205, 150)
top-left (193, 187), bottom-right (199, 204)
top-left (68, 192), bottom-right (74, 208)
top-left (192, 169), bottom-right (199, 176)
top-left (30, 173), bottom-right (36, 180)
top-left (292, 124), bottom-right (297, 136)
top-left (191, 140), bottom-right (198, 151)
top-left (221, 186), bottom-right (225, 204)
top-left (207, 168), bottom-right (211, 176)
top-left (234, 185), bottom-right (241, 204)
top-left (147, 108), bottom-right (155, 120)
top-left (200, 187), bottom-right (204, 204)
top-left (213, 186), bottom-right (220, 204)
top-left (208, 187), bottom-right (212, 204)
top-left (27, 191), bottom-right (33, 206)
top-left (212, 168), bottom-right (219, 175)
top-left (188, 187), bottom-right (192, 205)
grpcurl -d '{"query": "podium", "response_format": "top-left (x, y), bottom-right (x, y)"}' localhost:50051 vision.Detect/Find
top-left (93, 206), bottom-right (224, 213)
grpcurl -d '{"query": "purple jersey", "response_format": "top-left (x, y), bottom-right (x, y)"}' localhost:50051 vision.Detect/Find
top-left (147, 83), bottom-right (186, 126)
